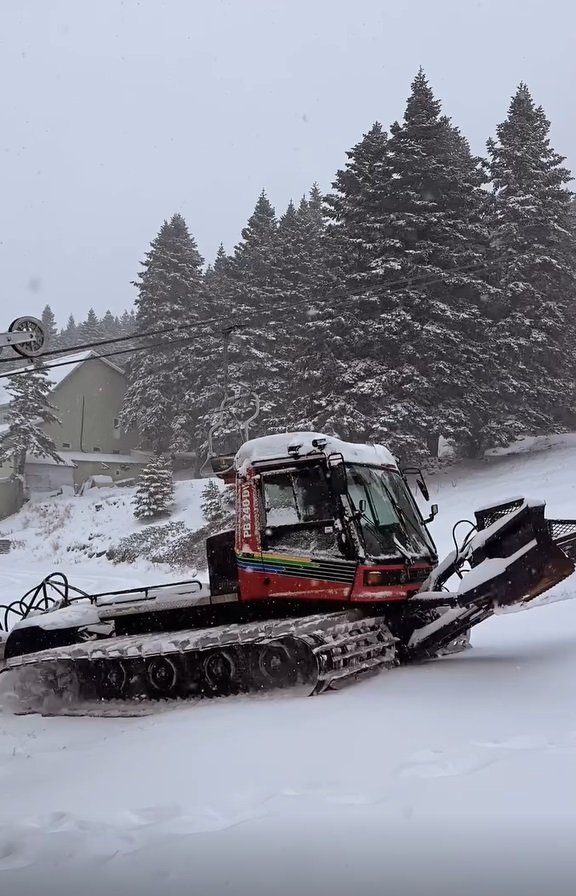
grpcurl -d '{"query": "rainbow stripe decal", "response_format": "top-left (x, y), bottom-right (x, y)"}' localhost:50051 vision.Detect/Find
top-left (236, 551), bottom-right (357, 585)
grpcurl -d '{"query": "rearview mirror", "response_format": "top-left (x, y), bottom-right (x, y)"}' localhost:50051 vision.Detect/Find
top-left (417, 478), bottom-right (430, 502)
top-left (401, 465), bottom-right (430, 502)
top-left (423, 503), bottom-right (438, 524)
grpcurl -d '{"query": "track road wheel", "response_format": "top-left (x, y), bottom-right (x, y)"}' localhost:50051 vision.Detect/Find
top-left (97, 659), bottom-right (128, 699)
top-left (202, 648), bottom-right (240, 696)
top-left (250, 641), bottom-right (298, 691)
top-left (145, 656), bottom-right (180, 698)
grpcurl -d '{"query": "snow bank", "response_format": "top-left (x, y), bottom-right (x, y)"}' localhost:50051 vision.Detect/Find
top-left (484, 432), bottom-right (576, 457)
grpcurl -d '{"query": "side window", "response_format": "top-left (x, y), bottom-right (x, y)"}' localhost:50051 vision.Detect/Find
top-left (263, 473), bottom-right (299, 527)
top-left (292, 470), bottom-right (334, 522)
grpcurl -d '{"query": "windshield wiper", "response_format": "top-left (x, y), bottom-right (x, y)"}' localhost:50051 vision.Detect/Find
top-left (357, 510), bottom-right (414, 564)
top-left (376, 479), bottom-right (429, 558)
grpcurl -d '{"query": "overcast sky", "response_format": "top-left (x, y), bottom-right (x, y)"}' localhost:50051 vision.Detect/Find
top-left (1, 0), bottom-right (574, 330)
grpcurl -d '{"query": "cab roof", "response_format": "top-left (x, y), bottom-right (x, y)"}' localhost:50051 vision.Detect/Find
top-left (234, 432), bottom-right (398, 474)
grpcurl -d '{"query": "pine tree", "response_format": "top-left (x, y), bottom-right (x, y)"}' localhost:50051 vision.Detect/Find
top-left (485, 83), bottom-right (576, 440)
top-left (40, 305), bottom-right (58, 348)
top-left (314, 71), bottom-right (496, 460)
top-left (170, 239), bottom-right (237, 464)
top-left (303, 123), bottom-right (396, 442)
top-left (133, 454), bottom-right (174, 519)
top-left (120, 309), bottom-right (135, 335)
top-left (200, 479), bottom-right (234, 530)
top-left (112, 309), bottom-right (138, 366)
top-left (122, 213), bottom-right (207, 454)
top-left (273, 188), bottom-right (332, 431)
top-left (371, 71), bottom-right (495, 458)
top-left (60, 315), bottom-right (77, 349)
top-left (0, 364), bottom-right (63, 476)
top-left (324, 122), bottom-right (391, 286)
top-left (79, 308), bottom-right (103, 344)
top-left (101, 310), bottom-right (117, 338)
top-left (221, 191), bottom-right (283, 437)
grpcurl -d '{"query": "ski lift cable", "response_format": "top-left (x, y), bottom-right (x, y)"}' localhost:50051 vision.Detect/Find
top-left (0, 255), bottom-right (507, 381)
top-left (0, 330), bottom-right (221, 380)
top-left (0, 253), bottom-right (507, 368)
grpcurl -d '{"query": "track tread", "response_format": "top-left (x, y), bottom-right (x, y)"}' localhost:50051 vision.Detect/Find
top-left (7, 611), bottom-right (397, 714)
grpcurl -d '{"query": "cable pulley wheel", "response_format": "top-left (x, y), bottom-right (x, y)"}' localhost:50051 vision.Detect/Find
top-left (9, 317), bottom-right (46, 358)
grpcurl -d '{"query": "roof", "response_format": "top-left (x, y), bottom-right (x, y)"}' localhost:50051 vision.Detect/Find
top-left (24, 451), bottom-right (144, 468)
top-left (235, 432), bottom-right (398, 471)
top-left (0, 350), bottom-right (125, 406)
top-left (25, 454), bottom-right (76, 468)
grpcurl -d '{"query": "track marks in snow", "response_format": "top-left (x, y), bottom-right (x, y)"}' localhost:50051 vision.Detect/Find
top-left (0, 801), bottom-right (274, 872)
top-left (0, 838), bottom-right (31, 871)
top-left (398, 748), bottom-right (495, 780)
top-left (472, 734), bottom-right (556, 751)
top-left (269, 786), bottom-right (381, 808)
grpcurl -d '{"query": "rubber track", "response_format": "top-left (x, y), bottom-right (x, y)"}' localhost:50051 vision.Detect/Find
top-left (6, 610), bottom-right (397, 715)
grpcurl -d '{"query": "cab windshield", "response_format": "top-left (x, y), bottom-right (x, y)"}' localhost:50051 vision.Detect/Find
top-left (346, 464), bottom-right (435, 560)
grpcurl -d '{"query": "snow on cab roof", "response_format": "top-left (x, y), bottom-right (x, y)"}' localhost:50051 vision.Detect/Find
top-left (234, 432), bottom-right (398, 471)
top-left (0, 350), bottom-right (125, 406)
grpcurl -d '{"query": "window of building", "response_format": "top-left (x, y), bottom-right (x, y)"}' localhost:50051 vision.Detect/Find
top-left (112, 450), bottom-right (120, 455)
top-left (113, 417), bottom-right (120, 430)
top-left (62, 442), bottom-right (71, 449)
top-left (93, 447), bottom-right (101, 453)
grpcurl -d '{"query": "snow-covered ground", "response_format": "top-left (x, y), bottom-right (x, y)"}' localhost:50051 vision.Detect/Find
top-left (1, 440), bottom-right (576, 894)
top-left (0, 478), bottom-right (213, 570)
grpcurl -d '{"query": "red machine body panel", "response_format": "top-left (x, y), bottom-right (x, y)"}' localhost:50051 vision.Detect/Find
top-left (234, 455), bottom-right (436, 606)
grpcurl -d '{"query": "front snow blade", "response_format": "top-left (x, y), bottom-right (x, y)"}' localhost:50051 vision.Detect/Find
top-left (460, 499), bottom-right (574, 608)
top-left (405, 499), bottom-right (576, 662)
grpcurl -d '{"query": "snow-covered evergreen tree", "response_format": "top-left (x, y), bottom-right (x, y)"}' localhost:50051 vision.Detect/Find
top-left (40, 305), bottom-right (58, 348)
top-left (133, 454), bottom-right (174, 520)
top-left (325, 122), bottom-right (391, 286)
top-left (303, 122), bottom-right (397, 442)
top-left (171, 241), bottom-right (235, 465)
top-left (120, 309), bottom-right (136, 336)
top-left (121, 213), bottom-right (206, 453)
top-left (189, 244), bottom-right (241, 460)
top-left (0, 364), bottom-right (63, 476)
top-left (372, 71), bottom-right (495, 458)
top-left (101, 310), bottom-right (118, 338)
top-left (485, 83), bottom-right (576, 440)
top-left (314, 71), bottom-right (495, 460)
top-left (218, 191), bottom-right (284, 437)
top-left (273, 187), bottom-right (332, 431)
top-left (79, 308), bottom-right (103, 344)
top-left (200, 479), bottom-right (234, 530)
top-left (60, 315), bottom-right (77, 349)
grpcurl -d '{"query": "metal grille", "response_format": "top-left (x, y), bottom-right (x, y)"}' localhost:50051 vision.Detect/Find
top-left (548, 520), bottom-right (576, 541)
top-left (368, 566), bottom-right (432, 586)
top-left (475, 499), bottom-right (523, 531)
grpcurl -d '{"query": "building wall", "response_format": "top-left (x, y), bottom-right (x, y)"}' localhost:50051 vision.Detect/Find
top-left (72, 459), bottom-right (146, 487)
top-left (24, 464), bottom-right (75, 493)
top-left (43, 361), bottom-right (139, 455)
top-left (0, 476), bottom-right (24, 521)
